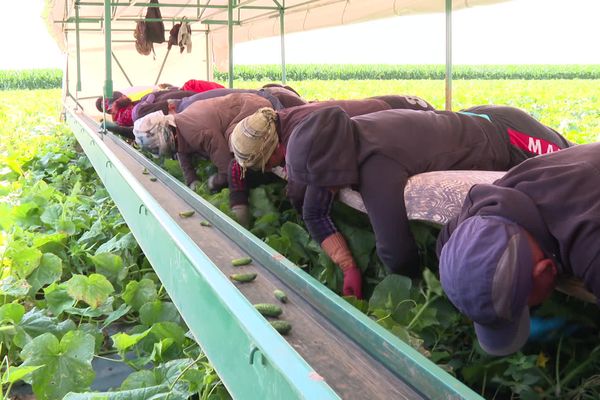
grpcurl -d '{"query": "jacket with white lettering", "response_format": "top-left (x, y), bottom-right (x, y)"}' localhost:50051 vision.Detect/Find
top-left (461, 105), bottom-right (574, 163)
top-left (437, 143), bottom-right (600, 301)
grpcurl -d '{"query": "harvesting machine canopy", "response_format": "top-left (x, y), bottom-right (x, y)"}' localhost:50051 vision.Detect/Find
top-left (48, 0), bottom-right (509, 73)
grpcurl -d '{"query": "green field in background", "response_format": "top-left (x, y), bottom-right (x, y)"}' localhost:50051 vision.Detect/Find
top-left (234, 79), bottom-right (600, 144)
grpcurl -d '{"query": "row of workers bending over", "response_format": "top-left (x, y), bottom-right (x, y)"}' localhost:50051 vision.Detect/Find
top-left (101, 80), bottom-right (599, 358)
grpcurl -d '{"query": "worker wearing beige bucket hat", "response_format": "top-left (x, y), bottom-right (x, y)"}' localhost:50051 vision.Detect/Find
top-left (230, 107), bottom-right (280, 176)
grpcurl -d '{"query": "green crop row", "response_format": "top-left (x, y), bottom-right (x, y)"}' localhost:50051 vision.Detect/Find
top-left (216, 64), bottom-right (600, 81)
top-left (2, 65), bottom-right (600, 90)
top-left (0, 69), bottom-right (62, 90)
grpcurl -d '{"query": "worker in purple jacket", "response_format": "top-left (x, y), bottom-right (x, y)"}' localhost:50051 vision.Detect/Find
top-left (437, 143), bottom-right (600, 356)
top-left (228, 95), bottom-right (435, 226)
top-left (284, 105), bottom-right (573, 299)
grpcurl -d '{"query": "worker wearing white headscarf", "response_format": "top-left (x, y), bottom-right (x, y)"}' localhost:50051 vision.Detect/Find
top-left (133, 110), bottom-right (177, 156)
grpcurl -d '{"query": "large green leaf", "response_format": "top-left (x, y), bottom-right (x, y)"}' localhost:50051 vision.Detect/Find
top-left (95, 232), bottom-right (138, 256)
top-left (77, 219), bottom-right (107, 246)
top-left (250, 212), bottom-right (280, 238)
top-left (1, 365), bottom-right (43, 384)
top-left (20, 331), bottom-right (95, 400)
top-left (264, 235), bottom-right (290, 258)
top-left (122, 279), bottom-right (158, 311)
top-left (139, 301), bottom-right (181, 326)
top-left (0, 303), bottom-right (25, 324)
top-left (44, 282), bottom-right (76, 316)
top-left (101, 303), bottom-right (132, 329)
top-left (90, 253), bottom-right (126, 285)
top-left (5, 240), bottom-right (43, 278)
top-left (111, 327), bottom-right (152, 352)
top-left (65, 296), bottom-right (116, 318)
top-left (27, 253), bottom-right (63, 295)
top-left (63, 385), bottom-right (190, 400)
top-left (32, 232), bottom-right (68, 251)
top-left (0, 202), bottom-right (16, 230)
top-left (151, 322), bottom-right (186, 345)
top-left (0, 276), bottom-right (31, 297)
top-left (120, 370), bottom-right (157, 390)
top-left (13, 308), bottom-right (77, 349)
top-left (65, 273), bottom-right (114, 309)
top-left (280, 222), bottom-right (312, 265)
top-left (249, 187), bottom-right (277, 218)
top-left (422, 268), bottom-right (443, 297)
top-left (40, 203), bottom-right (62, 228)
top-left (368, 275), bottom-right (413, 322)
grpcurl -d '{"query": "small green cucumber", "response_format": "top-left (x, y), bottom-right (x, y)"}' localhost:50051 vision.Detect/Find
top-left (178, 210), bottom-right (195, 218)
top-left (270, 320), bottom-right (292, 335)
top-left (254, 303), bottom-right (282, 318)
top-left (200, 220), bottom-right (212, 227)
top-left (273, 289), bottom-right (288, 303)
top-left (149, 177), bottom-right (157, 182)
top-left (230, 273), bottom-right (257, 283)
top-left (231, 257), bottom-right (252, 267)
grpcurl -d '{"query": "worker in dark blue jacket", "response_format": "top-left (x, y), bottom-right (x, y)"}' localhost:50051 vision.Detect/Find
top-left (437, 143), bottom-right (600, 356)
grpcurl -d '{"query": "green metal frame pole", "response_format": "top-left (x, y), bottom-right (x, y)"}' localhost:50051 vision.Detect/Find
top-left (205, 31), bottom-right (211, 80)
top-left (111, 51), bottom-right (133, 86)
top-left (279, 1), bottom-right (286, 84)
top-left (103, 0), bottom-right (113, 98)
top-left (75, 1), bottom-right (82, 91)
top-left (445, 0), bottom-right (452, 111)
top-left (228, 0), bottom-right (234, 88)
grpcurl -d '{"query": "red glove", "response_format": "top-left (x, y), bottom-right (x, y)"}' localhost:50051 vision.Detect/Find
top-left (342, 266), bottom-right (363, 298)
top-left (321, 232), bottom-right (363, 299)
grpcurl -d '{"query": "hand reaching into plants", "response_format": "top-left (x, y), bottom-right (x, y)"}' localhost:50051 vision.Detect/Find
top-left (232, 204), bottom-right (250, 228)
top-left (321, 232), bottom-right (364, 299)
top-left (207, 173), bottom-right (228, 193)
top-left (342, 265), bottom-right (363, 298)
top-left (189, 180), bottom-right (201, 191)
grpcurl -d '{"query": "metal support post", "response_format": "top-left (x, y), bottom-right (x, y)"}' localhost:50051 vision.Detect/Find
top-left (445, 0), bottom-right (452, 111)
top-left (104, 0), bottom-right (113, 98)
top-left (75, 1), bottom-right (82, 91)
top-left (227, 0), bottom-right (235, 88)
top-left (111, 51), bottom-right (133, 86)
top-left (279, 2), bottom-right (286, 84)
top-left (103, 0), bottom-right (113, 98)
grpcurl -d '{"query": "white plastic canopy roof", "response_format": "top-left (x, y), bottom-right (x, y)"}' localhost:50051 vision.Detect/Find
top-left (48, 0), bottom-right (510, 70)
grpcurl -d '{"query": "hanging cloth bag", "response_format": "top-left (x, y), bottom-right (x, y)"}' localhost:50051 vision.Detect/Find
top-left (145, 0), bottom-right (165, 44)
top-left (134, 0), bottom-right (165, 56)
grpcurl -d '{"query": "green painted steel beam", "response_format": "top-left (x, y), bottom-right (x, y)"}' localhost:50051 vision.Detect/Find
top-left (59, 17), bottom-right (204, 23)
top-left (78, 2), bottom-right (228, 8)
top-left (64, 28), bottom-right (209, 32)
top-left (111, 51), bottom-right (133, 86)
top-left (66, 110), bottom-right (340, 400)
top-left (234, 5), bottom-right (279, 10)
top-left (201, 19), bottom-right (240, 25)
